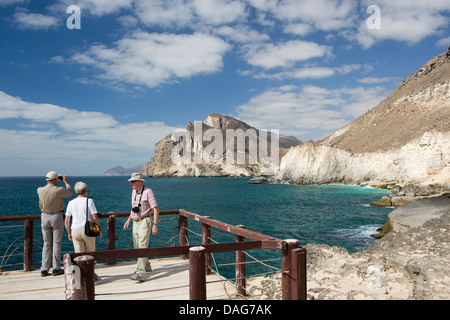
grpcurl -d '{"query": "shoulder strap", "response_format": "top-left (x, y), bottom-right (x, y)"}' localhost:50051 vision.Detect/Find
top-left (85, 197), bottom-right (90, 222)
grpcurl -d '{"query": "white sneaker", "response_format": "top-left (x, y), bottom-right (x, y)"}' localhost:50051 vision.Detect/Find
top-left (131, 272), bottom-right (150, 282)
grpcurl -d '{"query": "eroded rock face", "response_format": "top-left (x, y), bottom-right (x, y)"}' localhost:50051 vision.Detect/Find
top-left (387, 193), bottom-right (450, 233)
top-left (270, 50), bottom-right (450, 187)
top-left (141, 113), bottom-right (301, 177)
top-left (271, 131), bottom-right (449, 186)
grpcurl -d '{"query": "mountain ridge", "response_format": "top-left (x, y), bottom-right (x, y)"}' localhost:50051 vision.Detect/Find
top-left (320, 49), bottom-right (450, 154)
top-left (104, 165), bottom-right (143, 176)
top-left (141, 113), bottom-right (302, 177)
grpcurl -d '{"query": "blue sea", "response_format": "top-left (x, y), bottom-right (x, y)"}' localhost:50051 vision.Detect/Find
top-left (0, 176), bottom-right (391, 278)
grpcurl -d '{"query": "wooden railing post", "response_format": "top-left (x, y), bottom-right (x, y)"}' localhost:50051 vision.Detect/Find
top-left (64, 254), bottom-right (78, 300)
top-left (236, 225), bottom-right (246, 297)
top-left (73, 255), bottom-right (95, 300)
top-left (189, 246), bottom-right (206, 300)
top-left (291, 246), bottom-right (307, 300)
top-left (202, 216), bottom-right (211, 275)
top-left (179, 213), bottom-right (188, 259)
top-left (23, 220), bottom-right (33, 271)
top-left (106, 215), bottom-right (116, 265)
top-left (281, 239), bottom-right (299, 300)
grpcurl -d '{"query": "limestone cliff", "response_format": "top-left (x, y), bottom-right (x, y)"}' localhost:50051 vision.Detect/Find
top-left (271, 48), bottom-right (450, 187)
top-left (141, 113), bottom-right (302, 177)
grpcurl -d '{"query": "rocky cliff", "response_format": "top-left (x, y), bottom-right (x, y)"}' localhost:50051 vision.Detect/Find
top-left (141, 113), bottom-right (302, 177)
top-left (271, 49), bottom-right (450, 188)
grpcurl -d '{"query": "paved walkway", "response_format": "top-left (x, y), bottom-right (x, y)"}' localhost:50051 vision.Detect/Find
top-left (0, 258), bottom-right (236, 300)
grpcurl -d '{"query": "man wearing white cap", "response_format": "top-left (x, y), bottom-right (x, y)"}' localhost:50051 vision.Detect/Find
top-left (37, 171), bottom-right (73, 277)
top-left (123, 173), bottom-right (159, 282)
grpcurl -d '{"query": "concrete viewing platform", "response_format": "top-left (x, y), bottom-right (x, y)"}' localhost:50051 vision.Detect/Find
top-left (0, 258), bottom-right (236, 300)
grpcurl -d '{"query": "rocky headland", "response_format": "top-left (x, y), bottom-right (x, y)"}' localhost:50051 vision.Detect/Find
top-left (141, 113), bottom-right (301, 177)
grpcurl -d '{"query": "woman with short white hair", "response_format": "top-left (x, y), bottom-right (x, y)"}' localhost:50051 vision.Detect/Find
top-left (64, 181), bottom-right (102, 254)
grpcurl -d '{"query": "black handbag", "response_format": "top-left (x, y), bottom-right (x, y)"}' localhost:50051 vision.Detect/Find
top-left (84, 197), bottom-right (100, 237)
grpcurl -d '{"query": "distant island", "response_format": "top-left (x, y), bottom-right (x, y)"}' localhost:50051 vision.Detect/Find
top-left (104, 165), bottom-right (143, 176)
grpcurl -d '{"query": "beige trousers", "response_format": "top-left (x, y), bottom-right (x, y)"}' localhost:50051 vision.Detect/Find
top-left (132, 217), bottom-right (152, 274)
top-left (72, 228), bottom-right (96, 253)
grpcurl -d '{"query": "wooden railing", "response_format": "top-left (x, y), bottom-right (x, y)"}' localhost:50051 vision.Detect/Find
top-left (0, 209), bottom-right (306, 300)
top-left (0, 210), bottom-right (179, 270)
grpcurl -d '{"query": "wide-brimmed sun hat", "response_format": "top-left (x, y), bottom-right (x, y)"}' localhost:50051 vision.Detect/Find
top-left (128, 173), bottom-right (145, 182)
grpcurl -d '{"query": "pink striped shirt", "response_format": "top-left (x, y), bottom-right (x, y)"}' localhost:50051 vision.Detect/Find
top-left (130, 186), bottom-right (158, 221)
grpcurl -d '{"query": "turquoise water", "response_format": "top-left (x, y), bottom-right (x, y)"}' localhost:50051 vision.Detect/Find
top-left (0, 176), bottom-right (391, 277)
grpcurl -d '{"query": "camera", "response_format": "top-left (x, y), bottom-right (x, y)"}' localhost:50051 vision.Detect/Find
top-left (58, 176), bottom-right (63, 180)
top-left (132, 204), bottom-right (141, 213)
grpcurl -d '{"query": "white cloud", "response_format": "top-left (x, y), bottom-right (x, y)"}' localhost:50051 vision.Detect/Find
top-left (355, 0), bottom-right (450, 48)
top-left (116, 15), bottom-right (139, 28)
top-left (244, 63), bottom-right (363, 80)
top-left (436, 36), bottom-right (450, 48)
top-left (246, 0), bottom-right (278, 11)
top-left (249, 66), bottom-right (335, 80)
top-left (0, 0), bottom-right (24, 6)
top-left (213, 25), bottom-right (270, 43)
top-left (246, 0), bottom-right (450, 49)
top-left (13, 8), bottom-right (59, 30)
top-left (274, 0), bottom-right (357, 31)
top-left (286, 67), bottom-right (336, 80)
top-left (134, 0), bottom-right (195, 28)
top-left (283, 23), bottom-right (314, 36)
top-left (43, 0), bottom-right (450, 90)
top-left (235, 84), bottom-right (388, 139)
top-left (134, 0), bottom-right (246, 28)
top-left (71, 31), bottom-right (231, 89)
top-left (0, 91), bottom-right (179, 175)
top-left (56, 0), bottom-right (133, 16)
top-left (49, 56), bottom-right (65, 64)
top-left (244, 40), bottom-right (332, 69)
top-left (192, 0), bottom-right (247, 25)
top-left (358, 77), bottom-right (393, 84)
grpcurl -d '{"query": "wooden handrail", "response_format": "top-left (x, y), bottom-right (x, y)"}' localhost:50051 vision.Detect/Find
top-left (68, 240), bottom-right (265, 262)
top-left (0, 210), bottom-right (182, 270)
top-left (0, 209), bottom-right (181, 222)
top-left (1, 209), bottom-right (306, 300)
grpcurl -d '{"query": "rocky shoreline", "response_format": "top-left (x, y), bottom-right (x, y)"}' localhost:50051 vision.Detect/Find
top-left (371, 183), bottom-right (450, 208)
top-left (247, 193), bottom-right (450, 300)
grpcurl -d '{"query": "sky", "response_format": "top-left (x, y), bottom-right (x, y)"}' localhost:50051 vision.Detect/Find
top-left (0, 0), bottom-right (449, 176)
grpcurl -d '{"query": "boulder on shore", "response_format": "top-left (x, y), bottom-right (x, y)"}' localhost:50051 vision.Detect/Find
top-left (371, 196), bottom-right (392, 207)
top-left (388, 193), bottom-right (450, 233)
top-left (248, 176), bottom-right (268, 184)
top-left (371, 183), bottom-right (449, 207)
